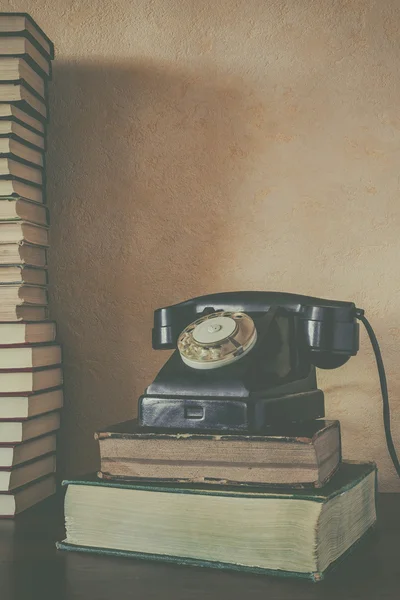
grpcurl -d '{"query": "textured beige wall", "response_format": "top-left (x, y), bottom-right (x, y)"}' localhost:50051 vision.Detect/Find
top-left (9, 0), bottom-right (400, 489)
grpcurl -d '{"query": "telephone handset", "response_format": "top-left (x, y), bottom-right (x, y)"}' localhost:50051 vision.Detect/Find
top-left (151, 291), bottom-right (360, 369)
top-left (138, 291), bottom-right (400, 477)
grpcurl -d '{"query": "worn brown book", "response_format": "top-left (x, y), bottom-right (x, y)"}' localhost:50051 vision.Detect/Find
top-left (0, 242), bottom-right (46, 266)
top-left (96, 419), bottom-right (341, 488)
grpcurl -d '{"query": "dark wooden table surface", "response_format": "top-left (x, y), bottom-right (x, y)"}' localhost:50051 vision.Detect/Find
top-left (0, 493), bottom-right (399, 600)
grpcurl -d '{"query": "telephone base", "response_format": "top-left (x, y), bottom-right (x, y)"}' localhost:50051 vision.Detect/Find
top-left (138, 389), bottom-right (324, 432)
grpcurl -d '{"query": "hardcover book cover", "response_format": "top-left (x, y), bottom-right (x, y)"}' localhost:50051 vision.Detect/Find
top-left (57, 462), bottom-right (378, 582)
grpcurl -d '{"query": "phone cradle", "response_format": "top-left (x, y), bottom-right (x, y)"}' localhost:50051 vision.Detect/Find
top-left (139, 310), bottom-right (325, 432)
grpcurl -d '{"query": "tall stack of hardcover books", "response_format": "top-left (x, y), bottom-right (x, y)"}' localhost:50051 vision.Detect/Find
top-left (0, 13), bottom-right (61, 517)
top-left (59, 416), bottom-right (377, 581)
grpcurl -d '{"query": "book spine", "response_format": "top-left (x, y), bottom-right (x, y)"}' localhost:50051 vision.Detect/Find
top-left (0, 450), bottom-right (55, 470)
top-left (55, 541), bottom-right (321, 581)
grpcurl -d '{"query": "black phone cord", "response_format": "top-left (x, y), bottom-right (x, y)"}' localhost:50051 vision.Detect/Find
top-left (357, 311), bottom-right (400, 478)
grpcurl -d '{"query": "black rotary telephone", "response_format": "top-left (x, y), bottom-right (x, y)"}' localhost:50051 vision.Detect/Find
top-left (138, 291), bottom-right (400, 477)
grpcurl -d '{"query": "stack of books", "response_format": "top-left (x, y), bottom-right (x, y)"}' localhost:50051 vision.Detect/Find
top-left (58, 419), bottom-right (377, 581)
top-left (0, 13), bottom-right (61, 517)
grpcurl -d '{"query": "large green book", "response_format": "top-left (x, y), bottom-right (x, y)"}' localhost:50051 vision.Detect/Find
top-left (57, 462), bottom-right (377, 582)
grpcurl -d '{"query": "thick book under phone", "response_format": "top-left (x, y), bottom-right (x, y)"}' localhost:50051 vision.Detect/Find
top-left (57, 462), bottom-right (377, 582)
top-left (96, 419), bottom-right (340, 487)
